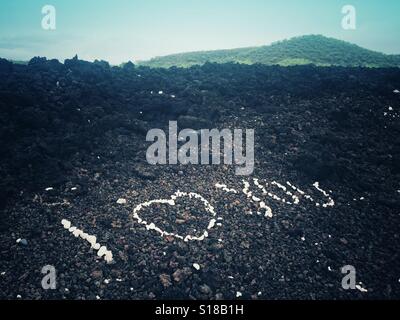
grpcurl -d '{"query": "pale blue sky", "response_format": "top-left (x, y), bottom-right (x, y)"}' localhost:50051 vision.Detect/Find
top-left (0, 0), bottom-right (399, 64)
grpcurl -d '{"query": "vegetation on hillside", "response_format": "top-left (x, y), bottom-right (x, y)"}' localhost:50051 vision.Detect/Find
top-left (139, 35), bottom-right (400, 68)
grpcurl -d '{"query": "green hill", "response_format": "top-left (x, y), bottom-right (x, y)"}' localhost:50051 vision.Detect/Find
top-left (139, 35), bottom-right (400, 68)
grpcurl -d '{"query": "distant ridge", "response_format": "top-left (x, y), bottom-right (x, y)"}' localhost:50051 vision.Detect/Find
top-left (139, 35), bottom-right (400, 68)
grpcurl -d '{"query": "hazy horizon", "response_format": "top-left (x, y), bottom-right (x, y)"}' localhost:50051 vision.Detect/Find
top-left (1, 0), bottom-right (399, 64)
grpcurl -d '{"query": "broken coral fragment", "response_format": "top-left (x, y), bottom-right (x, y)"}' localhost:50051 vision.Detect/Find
top-left (61, 219), bottom-right (113, 263)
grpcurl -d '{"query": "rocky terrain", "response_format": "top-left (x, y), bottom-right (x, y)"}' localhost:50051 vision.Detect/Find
top-left (0, 57), bottom-right (399, 299)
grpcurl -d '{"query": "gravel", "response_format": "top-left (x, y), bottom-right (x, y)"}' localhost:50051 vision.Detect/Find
top-left (0, 58), bottom-right (399, 299)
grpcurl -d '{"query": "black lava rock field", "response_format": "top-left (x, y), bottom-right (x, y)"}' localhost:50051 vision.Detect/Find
top-left (0, 57), bottom-right (399, 299)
